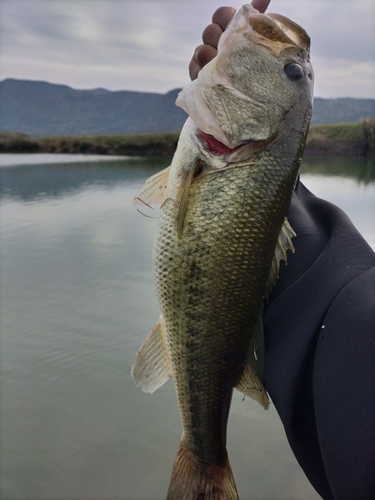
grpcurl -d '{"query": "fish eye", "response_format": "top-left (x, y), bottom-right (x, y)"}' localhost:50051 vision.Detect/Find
top-left (284, 63), bottom-right (304, 81)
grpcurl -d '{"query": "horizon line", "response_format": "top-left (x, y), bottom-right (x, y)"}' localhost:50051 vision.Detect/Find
top-left (1, 77), bottom-right (375, 101)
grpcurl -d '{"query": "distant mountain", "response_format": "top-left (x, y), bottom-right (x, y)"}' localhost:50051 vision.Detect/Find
top-left (1, 79), bottom-right (374, 137)
top-left (0, 79), bottom-right (187, 137)
top-left (311, 97), bottom-right (375, 126)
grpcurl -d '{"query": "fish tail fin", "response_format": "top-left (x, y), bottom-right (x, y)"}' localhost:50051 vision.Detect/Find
top-left (167, 438), bottom-right (239, 500)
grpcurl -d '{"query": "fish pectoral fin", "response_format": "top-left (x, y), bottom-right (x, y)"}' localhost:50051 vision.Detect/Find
top-left (265, 217), bottom-right (296, 296)
top-left (131, 315), bottom-right (172, 394)
top-left (235, 308), bottom-right (270, 409)
top-left (132, 166), bottom-right (170, 206)
top-left (176, 158), bottom-right (203, 238)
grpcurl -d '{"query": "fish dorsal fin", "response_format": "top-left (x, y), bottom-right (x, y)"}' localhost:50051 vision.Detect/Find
top-left (235, 305), bottom-right (270, 409)
top-left (176, 159), bottom-right (203, 238)
top-left (131, 315), bottom-right (172, 394)
top-left (132, 166), bottom-right (170, 206)
top-left (265, 217), bottom-right (296, 296)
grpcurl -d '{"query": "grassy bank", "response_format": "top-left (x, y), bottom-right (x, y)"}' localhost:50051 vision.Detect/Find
top-left (305, 119), bottom-right (375, 157)
top-left (1, 120), bottom-right (374, 157)
top-left (0, 131), bottom-right (180, 156)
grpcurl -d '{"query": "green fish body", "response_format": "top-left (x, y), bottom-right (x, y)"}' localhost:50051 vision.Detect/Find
top-left (132, 4), bottom-right (313, 499)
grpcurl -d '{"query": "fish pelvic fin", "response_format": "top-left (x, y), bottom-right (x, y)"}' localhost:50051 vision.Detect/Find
top-left (131, 315), bottom-right (172, 393)
top-left (235, 305), bottom-right (270, 409)
top-left (265, 217), bottom-right (296, 296)
top-left (132, 166), bottom-right (170, 206)
top-left (167, 437), bottom-right (239, 500)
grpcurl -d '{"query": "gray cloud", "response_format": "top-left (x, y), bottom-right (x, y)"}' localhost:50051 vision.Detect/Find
top-left (0, 0), bottom-right (374, 97)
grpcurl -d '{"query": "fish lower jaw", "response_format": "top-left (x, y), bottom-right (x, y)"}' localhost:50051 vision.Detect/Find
top-left (198, 130), bottom-right (263, 157)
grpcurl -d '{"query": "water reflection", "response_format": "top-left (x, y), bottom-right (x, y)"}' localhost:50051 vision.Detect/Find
top-left (1, 154), bottom-right (373, 500)
top-left (302, 155), bottom-right (375, 184)
top-left (0, 155), bottom-right (171, 201)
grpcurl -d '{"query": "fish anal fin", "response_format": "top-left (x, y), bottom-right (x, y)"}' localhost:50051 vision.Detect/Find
top-left (265, 217), bottom-right (296, 296)
top-left (131, 315), bottom-right (172, 394)
top-left (235, 307), bottom-right (270, 409)
top-left (132, 166), bottom-right (170, 206)
top-left (167, 437), bottom-right (239, 500)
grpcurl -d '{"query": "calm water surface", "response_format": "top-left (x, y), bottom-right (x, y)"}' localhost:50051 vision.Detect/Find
top-left (1, 154), bottom-right (374, 500)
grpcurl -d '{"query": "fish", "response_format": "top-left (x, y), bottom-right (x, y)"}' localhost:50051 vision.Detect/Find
top-left (131, 3), bottom-right (313, 499)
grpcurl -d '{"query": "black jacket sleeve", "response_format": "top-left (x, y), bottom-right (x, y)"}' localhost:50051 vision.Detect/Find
top-left (263, 181), bottom-right (375, 500)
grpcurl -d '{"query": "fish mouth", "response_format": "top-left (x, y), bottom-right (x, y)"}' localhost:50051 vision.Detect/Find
top-left (198, 130), bottom-right (262, 157)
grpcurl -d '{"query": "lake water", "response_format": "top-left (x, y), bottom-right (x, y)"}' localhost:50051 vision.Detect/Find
top-left (1, 153), bottom-right (374, 500)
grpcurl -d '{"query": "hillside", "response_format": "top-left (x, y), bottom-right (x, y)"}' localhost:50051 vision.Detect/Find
top-left (1, 79), bottom-right (374, 137)
top-left (311, 98), bottom-right (375, 125)
top-left (0, 79), bottom-right (187, 137)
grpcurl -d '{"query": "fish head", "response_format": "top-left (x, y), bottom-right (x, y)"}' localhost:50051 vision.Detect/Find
top-left (176, 4), bottom-right (314, 164)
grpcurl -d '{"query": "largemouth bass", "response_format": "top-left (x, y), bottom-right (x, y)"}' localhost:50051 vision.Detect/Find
top-left (132, 4), bottom-right (313, 499)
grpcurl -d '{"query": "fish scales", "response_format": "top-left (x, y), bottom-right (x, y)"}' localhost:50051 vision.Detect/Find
top-left (131, 4), bottom-right (313, 499)
top-left (154, 156), bottom-right (297, 461)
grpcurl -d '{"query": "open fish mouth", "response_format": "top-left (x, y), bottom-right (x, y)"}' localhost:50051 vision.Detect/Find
top-left (176, 4), bottom-right (313, 159)
top-left (196, 129), bottom-right (265, 157)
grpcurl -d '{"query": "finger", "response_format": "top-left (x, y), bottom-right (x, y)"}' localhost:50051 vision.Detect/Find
top-left (212, 6), bottom-right (236, 31)
top-left (189, 44), bottom-right (217, 80)
top-left (252, 0), bottom-right (271, 13)
top-left (189, 59), bottom-right (201, 81)
top-left (194, 44), bottom-right (217, 68)
top-left (202, 23), bottom-right (223, 49)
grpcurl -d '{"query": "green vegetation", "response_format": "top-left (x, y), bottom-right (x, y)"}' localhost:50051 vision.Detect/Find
top-left (0, 131), bottom-right (180, 156)
top-left (305, 119), bottom-right (375, 157)
top-left (1, 120), bottom-right (374, 158)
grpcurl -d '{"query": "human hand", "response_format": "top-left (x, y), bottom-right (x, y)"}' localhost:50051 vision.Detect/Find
top-left (189, 0), bottom-right (271, 80)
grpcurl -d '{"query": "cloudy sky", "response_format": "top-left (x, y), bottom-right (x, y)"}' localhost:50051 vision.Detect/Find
top-left (1, 0), bottom-right (374, 98)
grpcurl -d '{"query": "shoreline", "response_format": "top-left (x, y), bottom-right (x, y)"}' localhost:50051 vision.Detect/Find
top-left (0, 120), bottom-right (374, 158)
